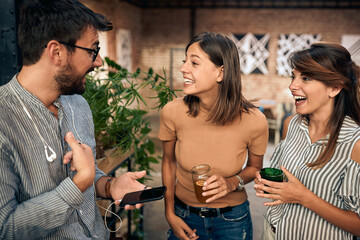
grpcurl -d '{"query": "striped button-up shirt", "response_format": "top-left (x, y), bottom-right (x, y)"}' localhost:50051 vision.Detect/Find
top-left (264, 114), bottom-right (360, 240)
top-left (0, 75), bottom-right (108, 239)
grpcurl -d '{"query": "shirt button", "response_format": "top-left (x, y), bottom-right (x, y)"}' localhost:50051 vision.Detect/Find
top-left (79, 209), bottom-right (83, 214)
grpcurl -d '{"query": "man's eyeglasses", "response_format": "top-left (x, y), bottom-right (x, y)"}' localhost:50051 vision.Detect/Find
top-left (59, 41), bottom-right (100, 62)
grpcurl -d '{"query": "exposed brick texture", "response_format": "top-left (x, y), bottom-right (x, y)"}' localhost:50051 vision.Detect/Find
top-left (81, 0), bottom-right (360, 103)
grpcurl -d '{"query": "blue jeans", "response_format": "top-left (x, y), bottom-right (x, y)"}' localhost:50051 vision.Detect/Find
top-left (167, 200), bottom-right (253, 240)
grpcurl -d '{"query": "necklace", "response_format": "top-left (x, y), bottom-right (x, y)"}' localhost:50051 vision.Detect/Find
top-left (9, 84), bottom-right (57, 162)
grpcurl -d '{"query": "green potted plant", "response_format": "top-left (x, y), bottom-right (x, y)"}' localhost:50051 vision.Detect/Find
top-left (83, 57), bottom-right (177, 239)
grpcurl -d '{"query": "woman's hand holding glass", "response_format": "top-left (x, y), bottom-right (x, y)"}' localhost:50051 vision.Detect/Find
top-left (202, 174), bottom-right (238, 203)
top-left (254, 166), bottom-right (311, 207)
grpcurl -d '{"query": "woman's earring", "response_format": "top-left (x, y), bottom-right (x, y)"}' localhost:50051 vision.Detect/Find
top-left (217, 67), bottom-right (224, 84)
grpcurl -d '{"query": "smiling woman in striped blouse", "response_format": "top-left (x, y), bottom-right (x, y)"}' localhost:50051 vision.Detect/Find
top-left (255, 42), bottom-right (360, 240)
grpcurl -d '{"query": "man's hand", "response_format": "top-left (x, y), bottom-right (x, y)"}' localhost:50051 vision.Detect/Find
top-left (63, 132), bottom-right (95, 192)
top-left (110, 171), bottom-right (147, 209)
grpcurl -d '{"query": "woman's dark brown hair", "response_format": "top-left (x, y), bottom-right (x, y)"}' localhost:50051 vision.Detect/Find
top-left (290, 42), bottom-right (360, 168)
top-left (183, 32), bottom-right (256, 125)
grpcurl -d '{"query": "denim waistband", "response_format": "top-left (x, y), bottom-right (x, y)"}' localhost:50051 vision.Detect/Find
top-left (174, 195), bottom-right (234, 218)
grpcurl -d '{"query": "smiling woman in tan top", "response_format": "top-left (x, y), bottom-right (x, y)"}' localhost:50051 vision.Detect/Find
top-left (158, 32), bottom-right (268, 240)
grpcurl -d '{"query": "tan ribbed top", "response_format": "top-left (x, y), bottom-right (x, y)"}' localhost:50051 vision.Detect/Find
top-left (158, 98), bottom-right (268, 208)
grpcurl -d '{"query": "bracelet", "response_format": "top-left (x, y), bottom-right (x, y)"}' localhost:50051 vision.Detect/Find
top-left (105, 177), bottom-right (114, 198)
top-left (235, 175), bottom-right (245, 190)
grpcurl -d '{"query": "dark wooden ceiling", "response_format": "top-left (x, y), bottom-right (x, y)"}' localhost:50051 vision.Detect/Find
top-left (121, 0), bottom-right (360, 9)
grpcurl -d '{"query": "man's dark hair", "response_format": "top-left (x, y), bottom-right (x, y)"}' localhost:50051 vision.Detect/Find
top-left (18, 0), bottom-right (112, 66)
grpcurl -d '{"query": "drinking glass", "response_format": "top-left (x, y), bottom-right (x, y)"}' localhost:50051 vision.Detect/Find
top-left (191, 164), bottom-right (211, 203)
top-left (260, 167), bottom-right (284, 193)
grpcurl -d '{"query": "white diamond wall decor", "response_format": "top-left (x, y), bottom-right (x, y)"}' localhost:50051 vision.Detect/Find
top-left (229, 33), bottom-right (270, 75)
top-left (277, 34), bottom-right (322, 76)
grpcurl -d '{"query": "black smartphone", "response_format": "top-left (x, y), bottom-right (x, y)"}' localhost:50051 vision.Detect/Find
top-left (120, 186), bottom-right (167, 207)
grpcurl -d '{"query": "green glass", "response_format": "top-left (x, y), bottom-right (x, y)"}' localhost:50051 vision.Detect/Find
top-left (260, 168), bottom-right (284, 193)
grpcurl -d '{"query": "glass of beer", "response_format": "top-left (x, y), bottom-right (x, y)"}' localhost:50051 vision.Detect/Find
top-left (191, 164), bottom-right (211, 203)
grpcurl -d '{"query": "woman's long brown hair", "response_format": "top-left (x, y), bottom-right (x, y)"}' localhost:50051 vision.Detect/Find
top-left (290, 42), bottom-right (360, 169)
top-left (183, 32), bottom-right (256, 125)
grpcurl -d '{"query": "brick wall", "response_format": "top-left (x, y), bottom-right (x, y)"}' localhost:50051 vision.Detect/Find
top-left (140, 8), bottom-right (360, 102)
top-left (81, 1), bottom-right (360, 103)
top-left (82, 0), bottom-right (142, 70)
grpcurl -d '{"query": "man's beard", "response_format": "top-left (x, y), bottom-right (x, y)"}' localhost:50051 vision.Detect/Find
top-left (54, 61), bottom-right (92, 95)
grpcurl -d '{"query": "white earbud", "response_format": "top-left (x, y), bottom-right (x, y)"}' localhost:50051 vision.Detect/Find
top-left (45, 145), bottom-right (57, 162)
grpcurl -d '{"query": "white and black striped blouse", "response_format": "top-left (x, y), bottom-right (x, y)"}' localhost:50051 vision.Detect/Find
top-left (264, 114), bottom-right (360, 240)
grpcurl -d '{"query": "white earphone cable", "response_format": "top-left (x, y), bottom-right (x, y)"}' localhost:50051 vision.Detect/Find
top-left (93, 183), bottom-right (123, 233)
top-left (68, 101), bottom-right (123, 233)
top-left (9, 84), bottom-right (57, 162)
top-left (10, 86), bottom-right (124, 233)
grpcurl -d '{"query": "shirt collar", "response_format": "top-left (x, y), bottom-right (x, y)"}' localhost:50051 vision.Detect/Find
top-left (299, 115), bottom-right (358, 144)
top-left (9, 74), bottom-right (63, 113)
